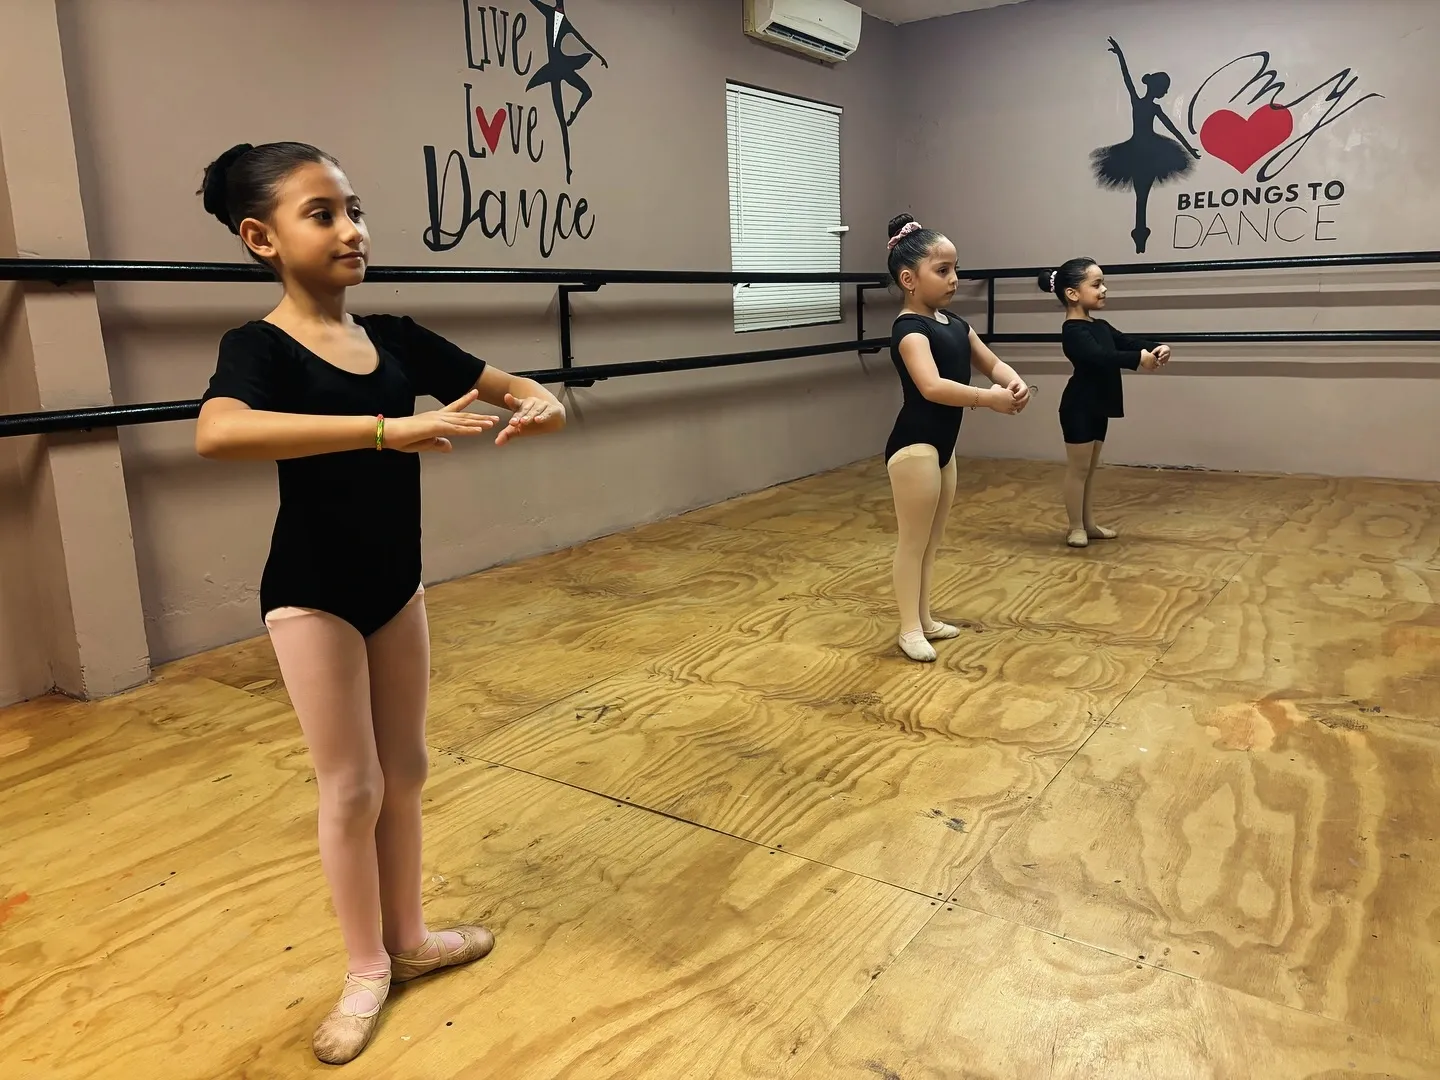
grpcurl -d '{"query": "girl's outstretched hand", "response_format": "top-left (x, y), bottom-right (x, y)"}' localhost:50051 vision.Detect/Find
top-left (495, 393), bottom-right (565, 446)
top-left (385, 390), bottom-right (496, 453)
top-left (1140, 349), bottom-right (1161, 371)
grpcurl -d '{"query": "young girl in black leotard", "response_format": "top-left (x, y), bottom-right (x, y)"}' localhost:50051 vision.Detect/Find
top-left (195, 141), bottom-right (566, 1065)
top-left (1038, 257), bottom-right (1172, 548)
top-left (884, 214), bottom-right (1031, 663)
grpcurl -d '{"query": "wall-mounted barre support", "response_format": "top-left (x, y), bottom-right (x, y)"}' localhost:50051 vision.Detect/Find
top-left (557, 282), bottom-right (603, 387)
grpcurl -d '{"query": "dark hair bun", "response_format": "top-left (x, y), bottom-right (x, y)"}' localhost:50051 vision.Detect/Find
top-left (200, 143), bottom-right (254, 233)
top-left (887, 213), bottom-right (917, 241)
top-left (1036, 269), bottom-right (1057, 293)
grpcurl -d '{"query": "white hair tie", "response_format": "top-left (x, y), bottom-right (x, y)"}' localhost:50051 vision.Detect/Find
top-left (1048, 270), bottom-right (1058, 291)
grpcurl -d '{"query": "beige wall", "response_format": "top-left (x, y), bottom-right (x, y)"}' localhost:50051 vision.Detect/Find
top-left (894, 0), bottom-right (1439, 480)
top-left (54, 0), bottom-right (905, 665)
top-left (0, 0), bottom-right (149, 707)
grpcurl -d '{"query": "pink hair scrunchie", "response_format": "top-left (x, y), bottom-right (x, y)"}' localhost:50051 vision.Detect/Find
top-left (887, 221), bottom-right (922, 250)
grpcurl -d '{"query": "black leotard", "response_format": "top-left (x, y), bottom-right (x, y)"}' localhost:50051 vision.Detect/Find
top-left (885, 311), bottom-right (973, 467)
top-left (202, 315), bottom-right (488, 637)
top-left (1057, 318), bottom-right (1158, 444)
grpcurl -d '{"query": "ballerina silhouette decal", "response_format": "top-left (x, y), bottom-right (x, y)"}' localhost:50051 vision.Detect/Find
top-left (527, 0), bottom-right (607, 185)
top-left (1091, 37), bottom-right (1202, 254)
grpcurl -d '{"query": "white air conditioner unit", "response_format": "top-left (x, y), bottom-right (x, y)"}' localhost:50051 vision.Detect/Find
top-left (744, 0), bottom-right (862, 63)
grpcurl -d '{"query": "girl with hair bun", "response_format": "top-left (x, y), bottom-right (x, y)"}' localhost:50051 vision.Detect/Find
top-left (1038, 257), bottom-right (1170, 549)
top-left (883, 213), bottom-right (1031, 663)
top-left (194, 141), bottom-right (566, 1064)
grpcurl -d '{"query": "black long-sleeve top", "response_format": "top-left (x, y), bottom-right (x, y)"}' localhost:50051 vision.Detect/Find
top-left (1059, 318), bottom-right (1160, 418)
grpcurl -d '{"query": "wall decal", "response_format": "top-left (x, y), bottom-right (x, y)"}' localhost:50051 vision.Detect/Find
top-left (526, 0), bottom-right (608, 185)
top-left (421, 0), bottom-right (606, 258)
top-left (1091, 39), bottom-right (1383, 256)
top-left (1090, 37), bottom-right (1201, 255)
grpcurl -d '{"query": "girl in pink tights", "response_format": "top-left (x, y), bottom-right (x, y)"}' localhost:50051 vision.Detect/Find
top-left (194, 141), bottom-right (566, 1065)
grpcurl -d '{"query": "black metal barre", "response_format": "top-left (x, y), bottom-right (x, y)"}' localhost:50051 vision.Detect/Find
top-left (967, 249), bottom-right (1440, 342)
top-left (0, 259), bottom-right (892, 374)
top-left (0, 336), bottom-right (889, 438)
top-left (9, 324), bottom-right (1436, 440)
top-left (3, 248), bottom-right (1437, 284)
top-left (0, 259), bottom-right (890, 286)
top-left (966, 249), bottom-right (1440, 280)
top-left (988, 330), bottom-right (1440, 345)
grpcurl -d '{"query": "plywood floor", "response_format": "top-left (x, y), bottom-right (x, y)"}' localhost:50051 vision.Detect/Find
top-left (3, 455), bottom-right (1440, 1079)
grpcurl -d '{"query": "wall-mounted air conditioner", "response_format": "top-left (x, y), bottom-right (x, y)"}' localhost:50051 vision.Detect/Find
top-left (744, 0), bottom-right (863, 64)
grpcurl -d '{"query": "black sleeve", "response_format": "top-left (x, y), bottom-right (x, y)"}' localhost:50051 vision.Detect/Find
top-left (1109, 324), bottom-right (1161, 353)
top-left (1062, 321), bottom-right (1143, 371)
top-left (201, 323), bottom-right (292, 411)
top-left (366, 314), bottom-right (488, 404)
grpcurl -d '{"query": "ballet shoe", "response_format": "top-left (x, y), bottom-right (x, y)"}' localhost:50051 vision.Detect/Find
top-left (898, 630), bottom-right (937, 663)
top-left (922, 621), bottom-right (961, 640)
top-left (312, 971), bottom-right (390, 1065)
top-left (1085, 524), bottom-right (1118, 540)
top-left (1066, 529), bottom-right (1089, 548)
top-left (1131, 227), bottom-right (1150, 253)
top-left (389, 925), bottom-right (495, 984)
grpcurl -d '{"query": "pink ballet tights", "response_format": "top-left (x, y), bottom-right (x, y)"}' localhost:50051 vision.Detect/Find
top-left (265, 587), bottom-right (463, 979)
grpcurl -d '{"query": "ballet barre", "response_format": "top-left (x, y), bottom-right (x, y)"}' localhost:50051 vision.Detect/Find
top-left (0, 248), bottom-right (1435, 438)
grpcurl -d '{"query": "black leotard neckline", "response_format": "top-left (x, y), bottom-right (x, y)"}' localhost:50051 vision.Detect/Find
top-left (254, 317), bottom-right (386, 380)
top-left (896, 309), bottom-right (952, 327)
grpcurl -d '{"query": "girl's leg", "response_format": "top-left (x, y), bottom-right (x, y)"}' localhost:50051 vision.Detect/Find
top-left (1064, 441), bottom-right (1095, 547)
top-left (1083, 440), bottom-right (1117, 540)
top-left (887, 444), bottom-right (943, 662)
top-left (918, 453), bottom-right (960, 639)
top-left (264, 606), bottom-right (389, 1065)
top-left (365, 589), bottom-right (432, 957)
top-left (366, 587), bottom-right (494, 982)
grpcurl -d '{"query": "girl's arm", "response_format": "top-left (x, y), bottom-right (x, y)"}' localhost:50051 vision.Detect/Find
top-left (898, 332), bottom-right (1008, 410)
top-left (1109, 326), bottom-right (1168, 365)
top-left (473, 365), bottom-right (567, 443)
top-left (196, 399), bottom-right (382, 461)
top-left (380, 315), bottom-right (567, 444)
top-left (196, 393), bottom-right (498, 460)
top-left (1111, 328), bottom-right (1162, 353)
top-left (968, 328), bottom-right (1031, 406)
top-left (1065, 322), bottom-right (1155, 371)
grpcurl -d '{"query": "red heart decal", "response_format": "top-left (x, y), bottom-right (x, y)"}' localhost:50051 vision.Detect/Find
top-left (475, 106), bottom-right (507, 154)
top-left (1199, 105), bottom-right (1294, 174)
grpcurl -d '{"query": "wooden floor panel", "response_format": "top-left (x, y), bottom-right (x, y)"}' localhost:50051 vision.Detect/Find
top-left (466, 657), bottom-right (1100, 897)
top-left (3, 455), bottom-right (1437, 1077)
top-left (953, 678), bottom-right (1440, 1047)
top-left (791, 906), bottom-right (1440, 1080)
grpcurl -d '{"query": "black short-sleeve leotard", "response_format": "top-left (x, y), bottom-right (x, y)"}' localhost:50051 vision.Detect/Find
top-left (1057, 318), bottom-right (1158, 444)
top-left (202, 314), bottom-right (487, 637)
top-left (885, 310), bottom-right (973, 467)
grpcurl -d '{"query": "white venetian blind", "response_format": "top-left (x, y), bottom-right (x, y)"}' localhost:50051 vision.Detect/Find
top-left (726, 82), bottom-right (844, 333)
